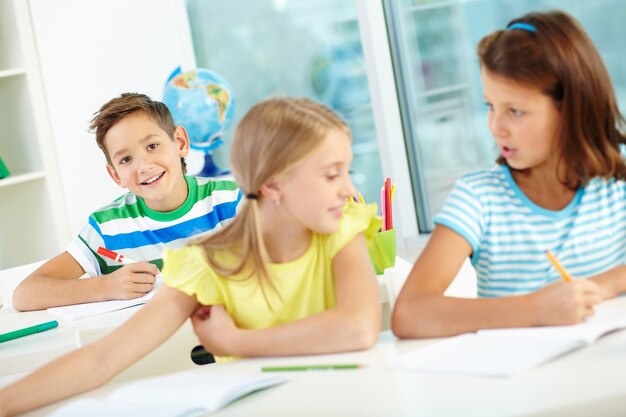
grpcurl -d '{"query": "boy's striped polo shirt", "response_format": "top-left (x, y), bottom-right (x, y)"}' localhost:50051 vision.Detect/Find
top-left (67, 176), bottom-right (241, 276)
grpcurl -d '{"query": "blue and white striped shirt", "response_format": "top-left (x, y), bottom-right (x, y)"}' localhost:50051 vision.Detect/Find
top-left (434, 164), bottom-right (626, 297)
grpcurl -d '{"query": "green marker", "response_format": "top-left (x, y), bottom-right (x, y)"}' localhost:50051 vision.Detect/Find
top-left (262, 364), bottom-right (362, 372)
top-left (0, 320), bottom-right (59, 343)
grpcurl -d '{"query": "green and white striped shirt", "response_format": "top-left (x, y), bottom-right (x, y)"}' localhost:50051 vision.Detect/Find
top-left (67, 176), bottom-right (241, 276)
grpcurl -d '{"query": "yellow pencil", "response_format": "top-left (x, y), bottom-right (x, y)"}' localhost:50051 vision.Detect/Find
top-left (545, 250), bottom-right (573, 282)
top-left (357, 192), bottom-right (365, 204)
top-left (390, 183), bottom-right (396, 201)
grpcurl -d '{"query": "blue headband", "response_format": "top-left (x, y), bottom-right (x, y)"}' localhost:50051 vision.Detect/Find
top-left (507, 22), bottom-right (537, 33)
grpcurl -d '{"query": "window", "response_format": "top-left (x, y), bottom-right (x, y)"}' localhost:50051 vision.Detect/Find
top-left (383, 0), bottom-right (626, 232)
top-left (184, 1), bottom-right (626, 241)
top-left (185, 0), bottom-right (384, 204)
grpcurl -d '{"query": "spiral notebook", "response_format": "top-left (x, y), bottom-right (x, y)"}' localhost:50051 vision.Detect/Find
top-left (48, 371), bottom-right (288, 417)
top-left (397, 308), bottom-right (626, 377)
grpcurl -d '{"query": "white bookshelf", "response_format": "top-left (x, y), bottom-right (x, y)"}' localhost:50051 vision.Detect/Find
top-left (0, 0), bottom-right (196, 270)
top-left (0, 0), bottom-right (70, 268)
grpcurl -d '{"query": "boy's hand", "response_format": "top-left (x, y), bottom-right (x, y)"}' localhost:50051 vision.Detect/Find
top-left (191, 305), bottom-right (240, 356)
top-left (104, 262), bottom-right (158, 300)
top-left (529, 279), bottom-right (602, 326)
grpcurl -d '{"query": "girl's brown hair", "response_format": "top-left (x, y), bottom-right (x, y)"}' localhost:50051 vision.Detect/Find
top-left (201, 97), bottom-right (350, 303)
top-left (477, 10), bottom-right (626, 187)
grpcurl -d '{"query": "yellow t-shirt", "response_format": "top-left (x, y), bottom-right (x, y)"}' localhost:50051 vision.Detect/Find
top-left (161, 202), bottom-right (380, 332)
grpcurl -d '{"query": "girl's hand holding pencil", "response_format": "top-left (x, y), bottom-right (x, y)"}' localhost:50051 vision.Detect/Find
top-left (527, 279), bottom-right (602, 326)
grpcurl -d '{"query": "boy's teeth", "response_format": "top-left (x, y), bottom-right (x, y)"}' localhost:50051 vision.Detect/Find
top-left (144, 173), bottom-right (162, 184)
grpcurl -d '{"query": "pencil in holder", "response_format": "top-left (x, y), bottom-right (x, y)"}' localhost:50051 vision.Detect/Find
top-left (368, 228), bottom-right (396, 275)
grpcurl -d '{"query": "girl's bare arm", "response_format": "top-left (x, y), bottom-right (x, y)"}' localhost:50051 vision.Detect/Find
top-left (0, 285), bottom-right (197, 417)
top-left (392, 225), bottom-right (602, 339)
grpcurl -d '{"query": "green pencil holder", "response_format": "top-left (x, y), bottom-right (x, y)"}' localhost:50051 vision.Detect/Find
top-left (0, 157), bottom-right (9, 179)
top-left (368, 228), bottom-right (396, 275)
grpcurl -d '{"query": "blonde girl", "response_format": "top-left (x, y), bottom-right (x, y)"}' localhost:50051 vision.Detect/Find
top-left (0, 97), bottom-right (381, 416)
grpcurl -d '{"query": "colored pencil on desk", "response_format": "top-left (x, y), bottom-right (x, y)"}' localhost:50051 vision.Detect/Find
top-left (262, 364), bottom-right (362, 372)
top-left (545, 250), bottom-right (573, 282)
top-left (0, 320), bottom-right (58, 343)
top-left (358, 192), bottom-right (365, 204)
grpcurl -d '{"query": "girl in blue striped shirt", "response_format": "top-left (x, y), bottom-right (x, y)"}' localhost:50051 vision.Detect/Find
top-left (393, 10), bottom-right (626, 338)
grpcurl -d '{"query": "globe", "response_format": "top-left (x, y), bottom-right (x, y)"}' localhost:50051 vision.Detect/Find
top-left (163, 66), bottom-right (235, 176)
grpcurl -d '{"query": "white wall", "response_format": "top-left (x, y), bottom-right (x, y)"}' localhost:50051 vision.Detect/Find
top-left (28, 0), bottom-right (196, 235)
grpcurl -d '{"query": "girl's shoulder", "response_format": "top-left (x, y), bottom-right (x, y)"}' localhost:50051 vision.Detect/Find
top-left (161, 244), bottom-right (232, 306)
top-left (456, 165), bottom-right (508, 190)
top-left (447, 165), bottom-right (511, 205)
top-left (323, 202), bottom-right (381, 258)
top-left (161, 245), bottom-right (210, 287)
top-left (339, 201), bottom-right (380, 239)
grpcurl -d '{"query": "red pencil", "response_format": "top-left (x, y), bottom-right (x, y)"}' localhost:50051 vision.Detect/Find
top-left (97, 247), bottom-right (137, 264)
top-left (385, 178), bottom-right (393, 230)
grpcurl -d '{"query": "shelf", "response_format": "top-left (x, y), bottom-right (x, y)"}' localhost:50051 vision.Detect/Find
top-left (0, 75), bottom-right (43, 174)
top-left (0, 0), bottom-right (24, 70)
top-left (0, 177), bottom-right (57, 268)
top-left (0, 67), bottom-right (26, 79)
top-left (0, 0), bottom-right (71, 269)
top-left (0, 171), bottom-right (45, 188)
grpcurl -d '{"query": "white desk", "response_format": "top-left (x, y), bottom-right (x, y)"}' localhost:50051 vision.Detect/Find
top-left (0, 262), bottom-right (132, 378)
top-left (0, 255), bottom-right (412, 386)
top-left (12, 296), bottom-right (626, 417)
top-left (0, 262), bottom-right (200, 386)
top-left (0, 306), bottom-right (139, 377)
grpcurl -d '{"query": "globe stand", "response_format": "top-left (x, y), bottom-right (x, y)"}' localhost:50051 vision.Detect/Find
top-left (198, 152), bottom-right (230, 178)
top-left (194, 137), bottom-right (229, 178)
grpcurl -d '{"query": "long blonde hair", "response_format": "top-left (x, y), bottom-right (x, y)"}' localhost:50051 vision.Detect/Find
top-left (201, 97), bottom-right (350, 302)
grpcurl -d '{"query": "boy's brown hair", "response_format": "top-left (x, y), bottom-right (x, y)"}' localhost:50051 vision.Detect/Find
top-left (89, 93), bottom-right (187, 173)
top-left (478, 10), bottom-right (626, 188)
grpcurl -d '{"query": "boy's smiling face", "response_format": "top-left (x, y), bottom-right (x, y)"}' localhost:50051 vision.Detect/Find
top-left (104, 111), bottom-right (190, 212)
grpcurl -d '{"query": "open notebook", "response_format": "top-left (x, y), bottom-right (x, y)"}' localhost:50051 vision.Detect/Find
top-left (397, 308), bottom-right (626, 377)
top-left (47, 278), bottom-right (163, 321)
top-left (47, 371), bottom-right (288, 417)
